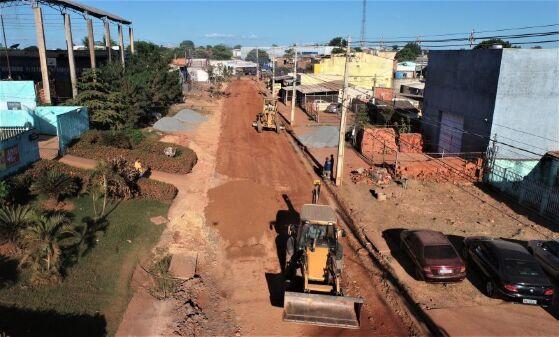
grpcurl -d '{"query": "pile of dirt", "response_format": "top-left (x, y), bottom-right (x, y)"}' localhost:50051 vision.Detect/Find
top-left (397, 156), bottom-right (482, 183)
top-left (398, 133), bottom-right (424, 153)
top-left (359, 127), bottom-right (398, 159)
top-left (206, 180), bottom-right (281, 245)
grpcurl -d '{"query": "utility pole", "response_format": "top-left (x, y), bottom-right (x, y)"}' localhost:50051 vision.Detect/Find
top-left (256, 47), bottom-right (259, 78)
top-left (63, 13), bottom-right (78, 98)
top-left (1, 14), bottom-right (12, 79)
top-left (360, 0), bottom-right (366, 48)
top-left (271, 47), bottom-right (275, 96)
top-left (33, 3), bottom-right (51, 103)
top-left (290, 44), bottom-right (298, 124)
top-left (335, 36), bottom-right (351, 186)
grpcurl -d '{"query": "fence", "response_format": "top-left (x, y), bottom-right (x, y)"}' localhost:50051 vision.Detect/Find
top-left (485, 160), bottom-right (559, 220)
top-left (0, 126), bottom-right (30, 141)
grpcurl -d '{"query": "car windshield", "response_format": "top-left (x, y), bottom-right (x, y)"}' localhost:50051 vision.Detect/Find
top-left (424, 245), bottom-right (457, 259)
top-left (503, 259), bottom-right (543, 277)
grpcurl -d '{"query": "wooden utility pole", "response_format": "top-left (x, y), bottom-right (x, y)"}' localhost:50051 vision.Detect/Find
top-left (104, 20), bottom-right (112, 62)
top-left (63, 13), bottom-right (78, 98)
top-left (290, 44), bottom-right (298, 124)
top-left (335, 36), bottom-right (351, 186)
top-left (118, 24), bottom-right (125, 67)
top-left (33, 4), bottom-right (51, 103)
top-left (256, 47), bottom-right (259, 78)
top-left (86, 18), bottom-right (96, 70)
top-left (129, 27), bottom-right (135, 54)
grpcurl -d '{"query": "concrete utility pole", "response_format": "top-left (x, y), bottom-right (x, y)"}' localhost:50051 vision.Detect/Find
top-left (86, 18), bottom-right (96, 70)
top-left (290, 44), bottom-right (298, 125)
top-left (118, 24), bottom-right (125, 67)
top-left (129, 27), bottom-right (135, 54)
top-left (335, 36), bottom-right (351, 186)
top-left (63, 13), bottom-right (78, 98)
top-left (256, 47), bottom-right (259, 78)
top-left (104, 20), bottom-right (112, 62)
top-left (1, 14), bottom-right (12, 79)
top-left (271, 47), bottom-right (275, 96)
top-left (33, 4), bottom-right (51, 103)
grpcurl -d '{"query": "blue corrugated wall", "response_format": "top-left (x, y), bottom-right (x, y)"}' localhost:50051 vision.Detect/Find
top-left (0, 129), bottom-right (40, 179)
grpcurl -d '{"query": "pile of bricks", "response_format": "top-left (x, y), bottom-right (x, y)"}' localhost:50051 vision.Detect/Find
top-left (398, 133), bottom-right (424, 153)
top-left (359, 128), bottom-right (398, 159)
top-left (350, 167), bottom-right (393, 185)
top-left (397, 156), bottom-right (482, 183)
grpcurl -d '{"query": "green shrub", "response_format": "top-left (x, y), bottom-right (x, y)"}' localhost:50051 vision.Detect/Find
top-left (99, 131), bottom-right (132, 149)
top-left (124, 128), bottom-right (145, 145)
top-left (31, 171), bottom-right (79, 202)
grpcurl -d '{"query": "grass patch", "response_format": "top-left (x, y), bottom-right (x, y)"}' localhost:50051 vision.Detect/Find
top-left (0, 195), bottom-right (169, 337)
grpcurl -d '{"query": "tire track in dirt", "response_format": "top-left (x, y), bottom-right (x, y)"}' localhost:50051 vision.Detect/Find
top-left (205, 79), bottom-right (409, 336)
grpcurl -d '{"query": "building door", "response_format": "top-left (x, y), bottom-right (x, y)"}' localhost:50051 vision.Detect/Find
top-left (438, 112), bottom-right (464, 154)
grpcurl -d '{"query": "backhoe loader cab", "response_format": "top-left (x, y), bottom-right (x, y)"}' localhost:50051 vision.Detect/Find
top-left (283, 204), bottom-right (363, 329)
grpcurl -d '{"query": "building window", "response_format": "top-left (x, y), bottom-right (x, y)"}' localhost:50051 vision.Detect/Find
top-left (7, 102), bottom-right (21, 110)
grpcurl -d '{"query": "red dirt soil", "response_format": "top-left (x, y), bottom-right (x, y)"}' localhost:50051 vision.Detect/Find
top-left (205, 79), bottom-right (408, 336)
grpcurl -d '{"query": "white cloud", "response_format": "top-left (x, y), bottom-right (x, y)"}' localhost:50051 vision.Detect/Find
top-left (204, 33), bottom-right (236, 38)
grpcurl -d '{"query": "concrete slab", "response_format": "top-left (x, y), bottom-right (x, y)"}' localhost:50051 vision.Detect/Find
top-left (169, 252), bottom-right (198, 280)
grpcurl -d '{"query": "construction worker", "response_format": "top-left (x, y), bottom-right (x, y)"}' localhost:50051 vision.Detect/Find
top-left (323, 157), bottom-right (332, 180)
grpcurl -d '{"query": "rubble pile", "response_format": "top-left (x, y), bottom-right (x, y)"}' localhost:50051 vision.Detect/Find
top-left (398, 133), bottom-right (424, 153)
top-left (359, 128), bottom-right (398, 159)
top-left (350, 166), bottom-right (393, 185)
top-left (397, 157), bottom-right (482, 183)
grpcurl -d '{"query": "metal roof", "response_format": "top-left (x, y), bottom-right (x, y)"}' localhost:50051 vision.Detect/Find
top-left (301, 204), bottom-right (337, 223)
top-left (296, 81), bottom-right (343, 94)
top-left (0, 0), bottom-right (132, 24)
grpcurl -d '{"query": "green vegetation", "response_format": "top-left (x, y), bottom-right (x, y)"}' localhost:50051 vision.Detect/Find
top-left (246, 48), bottom-right (270, 66)
top-left (395, 42), bottom-right (421, 62)
top-left (68, 41), bottom-right (182, 130)
top-left (0, 196), bottom-right (168, 336)
top-left (474, 38), bottom-right (513, 49)
top-left (31, 171), bottom-right (78, 202)
top-left (329, 37), bottom-right (347, 54)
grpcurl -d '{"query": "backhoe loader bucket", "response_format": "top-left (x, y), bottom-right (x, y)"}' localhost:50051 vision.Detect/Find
top-left (283, 292), bottom-right (363, 329)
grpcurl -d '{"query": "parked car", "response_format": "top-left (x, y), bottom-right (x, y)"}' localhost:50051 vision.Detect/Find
top-left (325, 103), bottom-right (340, 114)
top-left (528, 239), bottom-right (559, 281)
top-left (463, 237), bottom-right (554, 306)
top-left (310, 99), bottom-right (331, 112)
top-left (399, 229), bottom-right (466, 282)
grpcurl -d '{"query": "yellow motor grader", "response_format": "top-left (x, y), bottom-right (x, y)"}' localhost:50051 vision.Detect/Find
top-left (252, 98), bottom-right (283, 133)
top-left (283, 182), bottom-right (363, 329)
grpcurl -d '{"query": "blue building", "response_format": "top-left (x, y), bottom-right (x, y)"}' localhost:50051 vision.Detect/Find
top-left (0, 81), bottom-right (89, 156)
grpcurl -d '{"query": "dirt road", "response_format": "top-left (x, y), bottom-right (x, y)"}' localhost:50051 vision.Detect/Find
top-left (205, 79), bottom-right (409, 336)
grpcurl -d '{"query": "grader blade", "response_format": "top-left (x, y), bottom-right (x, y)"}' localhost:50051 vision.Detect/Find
top-left (283, 292), bottom-right (363, 329)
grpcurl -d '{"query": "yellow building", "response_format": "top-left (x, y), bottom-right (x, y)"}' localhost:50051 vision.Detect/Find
top-left (313, 52), bottom-right (394, 89)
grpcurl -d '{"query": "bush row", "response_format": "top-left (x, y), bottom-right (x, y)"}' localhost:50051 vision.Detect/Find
top-left (8, 160), bottom-right (178, 203)
top-left (69, 130), bottom-right (197, 175)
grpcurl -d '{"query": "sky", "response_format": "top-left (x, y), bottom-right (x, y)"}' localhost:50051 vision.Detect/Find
top-left (0, 1), bottom-right (558, 49)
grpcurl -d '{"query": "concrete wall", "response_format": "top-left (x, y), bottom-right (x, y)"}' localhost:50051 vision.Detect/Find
top-left (490, 49), bottom-right (559, 160)
top-left (422, 50), bottom-right (503, 152)
top-left (0, 129), bottom-right (40, 179)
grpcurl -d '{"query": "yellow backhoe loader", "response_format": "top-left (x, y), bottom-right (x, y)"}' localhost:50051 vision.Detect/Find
top-left (283, 182), bottom-right (363, 329)
top-left (252, 98), bottom-right (283, 133)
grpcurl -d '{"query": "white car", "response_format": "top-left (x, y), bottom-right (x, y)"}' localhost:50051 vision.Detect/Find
top-left (311, 99), bottom-right (331, 112)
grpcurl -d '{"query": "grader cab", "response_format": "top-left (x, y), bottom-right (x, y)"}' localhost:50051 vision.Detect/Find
top-left (252, 98), bottom-right (282, 133)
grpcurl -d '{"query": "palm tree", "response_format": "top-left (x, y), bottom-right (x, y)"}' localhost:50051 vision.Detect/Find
top-left (20, 213), bottom-right (77, 273)
top-left (31, 171), bottom-right (78, 202)
top-left (0, 204), bottom-right (34, 242)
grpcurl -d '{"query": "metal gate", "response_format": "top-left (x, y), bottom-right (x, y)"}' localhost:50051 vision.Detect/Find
top-left (438, 112), bottom-right (464, 153)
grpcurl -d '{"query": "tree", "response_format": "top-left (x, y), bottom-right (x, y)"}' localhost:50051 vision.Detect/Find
top-left (233, 44), bottom-right (242, 49)
top-left (474, 38), bottom-right (512, 49)
top-left (23, 45), bottom-right (38, 51)
top-left (0, 204), bottom-right (33, 243)
top-left (31, 171), bottom-right (78, 202)
top-left (331, 47), bottom-right (346, 54)
top-left (179, 40), bottom-right (195, 49)
top-left (81, 36), bottom-right (103, 47)
top-left (284, 48), bottom-right (295, 61)
top-left (246, 49), bottom-right (270, 66)
top-left (328, 37), bottom-right (347, 48)
top-left (391, 45), bottom-right (398, 51)
top-left (211, 44), bottom-right (233, 60)
top-left (395, 42), bottom-right (421, 62)
top-left (20, 213), bottom-right (77, 274)
top-left (353, 47), bottom-right (363, 52)
top-left (102, 35), bottom-right (118, 47)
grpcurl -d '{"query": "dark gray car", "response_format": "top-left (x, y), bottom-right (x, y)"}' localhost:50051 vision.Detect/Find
top-left (528, 240), bottom-right (559, 281)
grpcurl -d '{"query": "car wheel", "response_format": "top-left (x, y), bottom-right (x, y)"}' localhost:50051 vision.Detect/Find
top-left (485, 279), bottom-right (497, 298)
